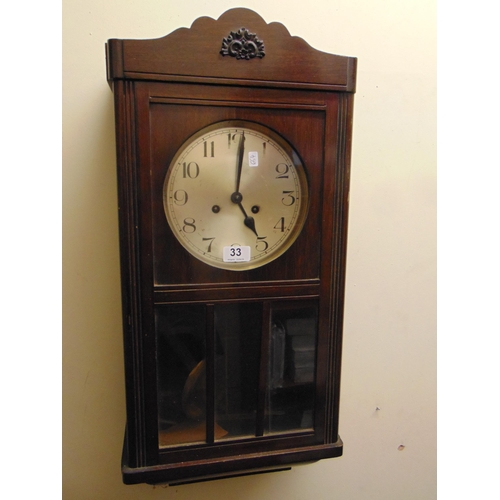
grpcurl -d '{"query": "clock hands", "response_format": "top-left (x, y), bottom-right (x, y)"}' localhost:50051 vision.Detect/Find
top-left (230, 192), bottom-right (259, 237)
top-left (231, 131), bottom-right (259, 237)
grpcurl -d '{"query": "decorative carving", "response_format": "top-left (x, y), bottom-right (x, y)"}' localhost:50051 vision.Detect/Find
top-left (220, 28), bottom-right (265, 60)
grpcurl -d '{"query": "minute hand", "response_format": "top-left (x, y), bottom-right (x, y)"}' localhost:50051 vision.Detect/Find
top-left (235, 132), bottom-right (245, 192)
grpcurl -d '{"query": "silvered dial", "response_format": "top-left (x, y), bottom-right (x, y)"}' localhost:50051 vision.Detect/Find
top-left (163, 120), bottom-right (308, 271)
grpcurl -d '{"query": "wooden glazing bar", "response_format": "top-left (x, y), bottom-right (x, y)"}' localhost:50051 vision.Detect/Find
top-left (256, 301), bottom-right (271, 437)
top-left (205, 304), bottom-right (215, 444)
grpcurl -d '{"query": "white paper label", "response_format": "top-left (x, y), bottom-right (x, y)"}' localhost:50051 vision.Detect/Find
top-left (223, 245), bottom-right (251, 262)
top-left (248, 152), bottom-right (258, 167)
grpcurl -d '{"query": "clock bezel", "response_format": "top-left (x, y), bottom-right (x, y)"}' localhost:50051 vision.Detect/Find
top-left (162, 119), bottom-right (310, 271)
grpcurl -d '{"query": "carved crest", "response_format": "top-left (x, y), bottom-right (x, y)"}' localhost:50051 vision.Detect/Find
top-left (220, 27), bottom-right (265, 60)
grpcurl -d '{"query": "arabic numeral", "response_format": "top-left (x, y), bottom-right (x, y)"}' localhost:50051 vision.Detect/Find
top-left (182, 162), bottom-right (200, 179)
top-left (182, 218), bottom-right (196, 233)
top-left (256, 236), bottom-right (268, 252)
top-left (173, 190), bottom-right (188, 206)
top-left (203, 141), bottom-right (215, 157)
top-left (275, 163), bottom-right (290, 179)
top-left (274, 217), bottom-right (285, 232)
top-left (203, 237), bottom-right (215, 252)
top-left (281, 190), bottom-right (296, 206)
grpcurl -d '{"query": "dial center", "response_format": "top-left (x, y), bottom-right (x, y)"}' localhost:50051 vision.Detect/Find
top-left (230, 192), bottom-right (243, 204)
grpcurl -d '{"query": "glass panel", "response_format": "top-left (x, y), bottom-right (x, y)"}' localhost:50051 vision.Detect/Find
top-left (156, 304), bottom-right (207, 447)
top-left (214, 303), bottom-right (262, 440)
top-left (265, 302), bottom-right (318, 435)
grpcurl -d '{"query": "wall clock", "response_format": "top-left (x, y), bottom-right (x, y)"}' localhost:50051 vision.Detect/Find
top-left (106, 8), bottom-right (356, 485)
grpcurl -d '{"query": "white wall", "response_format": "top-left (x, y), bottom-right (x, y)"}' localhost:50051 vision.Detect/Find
top-left (62, 1), bottom-right (436, 498)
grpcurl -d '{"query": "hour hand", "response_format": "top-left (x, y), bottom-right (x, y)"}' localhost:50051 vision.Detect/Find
top-left (230, 192), bottom-right (259, 237)
top-left (242, 212), bottom-right (258, 237)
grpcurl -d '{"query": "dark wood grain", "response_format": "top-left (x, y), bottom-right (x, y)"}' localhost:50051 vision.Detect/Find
top-left (107, 9), bottom-right (356, 91)
top-left (107, 7), bottom-right (356, 485)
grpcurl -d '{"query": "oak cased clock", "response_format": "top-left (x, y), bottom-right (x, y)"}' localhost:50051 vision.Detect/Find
top-left (106, 8), bottom-right (356, 485)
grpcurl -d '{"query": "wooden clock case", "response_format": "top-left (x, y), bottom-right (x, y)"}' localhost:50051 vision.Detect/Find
top-left (106, 8), bottom-right (356, 485)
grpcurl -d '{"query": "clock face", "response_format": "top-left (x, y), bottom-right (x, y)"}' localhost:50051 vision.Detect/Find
top-left (163, 120), bottom-right (309, 271)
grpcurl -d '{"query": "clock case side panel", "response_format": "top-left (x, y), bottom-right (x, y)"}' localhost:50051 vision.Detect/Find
top-left (111, 80), bottom-right (158, 469)
top-left (318, 92), bottom-right (355, 445)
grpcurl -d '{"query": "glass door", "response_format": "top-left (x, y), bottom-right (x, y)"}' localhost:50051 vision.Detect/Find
top-left (155, 299), bottom-right (318, 448)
